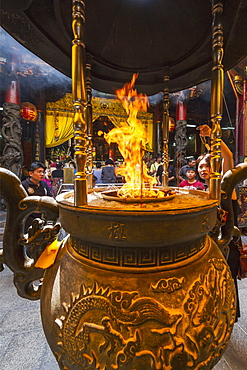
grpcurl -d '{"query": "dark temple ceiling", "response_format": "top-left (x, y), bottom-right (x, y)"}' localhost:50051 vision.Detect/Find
top-left (1, 0), bottom-right (247, 95)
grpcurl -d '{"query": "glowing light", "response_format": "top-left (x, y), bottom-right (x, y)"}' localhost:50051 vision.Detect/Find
top-left (104, 74), bottom-right (164, 199)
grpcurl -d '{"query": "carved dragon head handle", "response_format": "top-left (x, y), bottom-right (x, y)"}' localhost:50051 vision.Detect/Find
top-left (0, 168), bottom-right (60, 300)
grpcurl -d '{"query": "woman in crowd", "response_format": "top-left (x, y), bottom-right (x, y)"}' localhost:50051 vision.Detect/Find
top-left (198, 124), bottom-right (241, 321)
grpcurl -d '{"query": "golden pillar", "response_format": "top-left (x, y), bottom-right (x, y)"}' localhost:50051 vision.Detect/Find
top-left (210, 1), bottom-right (224, 200)
top-left (162, 71), bottom-right (170, 187)
top-left (72, 0), bottom-right (87, 206)
top-left (86, 54), bottom-right (93, 189)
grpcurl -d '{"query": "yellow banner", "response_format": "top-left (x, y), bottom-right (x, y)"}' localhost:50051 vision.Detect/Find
top-left (46, 94), bottom-right (154, 150)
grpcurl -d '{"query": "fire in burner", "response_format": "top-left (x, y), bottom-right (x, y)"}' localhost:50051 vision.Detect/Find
top-left (101, 189), bottom-right (176, 203)
top-left (104, 74), bottom-right (166, 199)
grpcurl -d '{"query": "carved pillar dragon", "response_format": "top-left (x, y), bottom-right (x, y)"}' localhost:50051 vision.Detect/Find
top-left (1, 102), bottom-right (23, 178)
top-left (1, 51), bottom-right (23, 177)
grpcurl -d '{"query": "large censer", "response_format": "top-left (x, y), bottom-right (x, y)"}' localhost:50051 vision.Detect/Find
top-left (1, 1), bottom-right (247, 370)
top-left (1, 164), bottom-right (247, 369)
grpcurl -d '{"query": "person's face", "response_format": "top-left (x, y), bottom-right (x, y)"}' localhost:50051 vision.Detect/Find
top-left (157, 157), bottom-right (162, 163)
top-left (189, 160), bottom-right (196, 167)
top-left (29, 167), bottom-right (45, 183)
top-left (186, 170), bottom-right (196, 180)
top-left (198, 159), bottom-right (211, 180)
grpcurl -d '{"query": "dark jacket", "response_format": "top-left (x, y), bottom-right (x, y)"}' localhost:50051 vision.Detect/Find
top-left (101, 165), bottom-right (116, 183)
top-left (21, 178), bottom-right (52, 232)
top-left (22, 178), bottom-right (52, 197)
top-left (157, 163), bottom-right (176, 186)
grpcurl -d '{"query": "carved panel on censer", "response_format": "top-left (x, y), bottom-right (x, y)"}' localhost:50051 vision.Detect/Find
top-left (55, 257), bottom-right (235, 370)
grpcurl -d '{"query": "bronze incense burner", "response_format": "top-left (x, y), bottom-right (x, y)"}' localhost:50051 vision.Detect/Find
top-left (1, 167), bottom-right (247, 369)
top-left (41, 190), bottom-right (227, 369)
top-left (1, 1), bottom-right (247, 369)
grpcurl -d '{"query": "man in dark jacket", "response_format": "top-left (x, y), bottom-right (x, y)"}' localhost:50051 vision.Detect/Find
top-left (22, 162), bottom-right (53, 274)
top-left (22, 162), bottom-right (52, 232)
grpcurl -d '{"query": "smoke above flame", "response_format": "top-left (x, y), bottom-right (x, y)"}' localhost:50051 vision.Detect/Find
top-left (104, 74), bottom-right (163, 198)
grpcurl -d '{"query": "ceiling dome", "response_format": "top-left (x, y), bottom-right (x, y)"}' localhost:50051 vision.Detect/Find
top-left (1, 0), bottom-right (247, 94)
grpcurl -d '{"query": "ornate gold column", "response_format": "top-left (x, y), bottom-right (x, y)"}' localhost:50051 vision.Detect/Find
top-left (162, 70), bottom-right (170, 187)
top-left (72, 0), bottom-right (87, 206)
top-left (85, 54), bottom-right (93, 189)
top-left (210, 1), bottom-right (224, 200)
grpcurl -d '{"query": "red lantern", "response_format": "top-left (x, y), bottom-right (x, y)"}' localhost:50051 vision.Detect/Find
top-left (20, 102), bottom-right (38, 122)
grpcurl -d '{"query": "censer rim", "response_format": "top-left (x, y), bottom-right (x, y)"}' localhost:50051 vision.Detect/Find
top-left (56, 191), bottom-right (219, 215)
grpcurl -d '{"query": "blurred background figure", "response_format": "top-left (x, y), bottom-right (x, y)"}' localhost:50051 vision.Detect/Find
top-left (149, 154), bottom-right (162, 177)
top-left (178, 168), bottom-right (204, 190)
top-left (52, 162), bottom-right (64, 179)
top-left (156, 157), bottom-right (176, 187)
top-left (51, 162), bottom-right (64, 197)
top-left (101, 159), bottom-right (117, 184)
top-left (93, 161), bottom-right (102, 185)
top-left (179, 157), bottom-right (197, 182)
top-left (43, 169), bottom-right (52, 189)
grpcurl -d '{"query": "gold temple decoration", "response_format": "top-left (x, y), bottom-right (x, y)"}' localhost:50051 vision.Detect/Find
top-left (210, 1), bottom-right (224, 201)
top-left (72, 0), bottom-right (87, 206)
top-left (46, 94), bottom-right (74, 111)
top-left (46, 95), bottom-right (75, 148)
top-left (46, 94), bottom-right (153, 151)
top-left (162, 71), bottom-right (170, 187)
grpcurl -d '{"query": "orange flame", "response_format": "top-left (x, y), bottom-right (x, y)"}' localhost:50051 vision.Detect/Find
top-left (104, 74), bottom-right (162, 198)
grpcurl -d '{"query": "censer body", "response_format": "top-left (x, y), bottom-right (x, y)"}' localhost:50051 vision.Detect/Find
top-left (40, 192), bottom-right (236, 370)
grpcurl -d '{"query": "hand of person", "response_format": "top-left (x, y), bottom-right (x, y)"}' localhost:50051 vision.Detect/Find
top-left (197, 124), bottom-right (212, 137)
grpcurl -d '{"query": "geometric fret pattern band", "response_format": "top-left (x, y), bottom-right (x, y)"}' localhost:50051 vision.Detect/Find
top-left (71, 236), bottom-right (206, 268)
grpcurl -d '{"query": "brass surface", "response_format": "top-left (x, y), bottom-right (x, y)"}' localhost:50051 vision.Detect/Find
top-left (86, 53), bottom-right (93, 189)
top-left (41, 233), bottom-right (235, 370)
top-left (57, 193), bottom-right (218, 249)
top-left (3, 165), bottom-right (247, 368)
top-left (210, 1), bottom-right (224, 201)
top-left (72, 0), bottom-right (88, 206)
top-left (162, 73), bottom-right (170, 187)
top-left (0, 1), bottom-right (245, 369)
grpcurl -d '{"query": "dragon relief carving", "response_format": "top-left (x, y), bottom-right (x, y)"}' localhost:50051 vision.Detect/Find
top-left (55, 258), bottom-right (235, 370)
top-left (151, 277), bottom-right (185, 294)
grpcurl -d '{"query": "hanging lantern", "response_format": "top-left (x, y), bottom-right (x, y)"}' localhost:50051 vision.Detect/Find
top-left (20, 102), bottom-right (38, 122)
top-left (169, 117), bottom-right (176, 132)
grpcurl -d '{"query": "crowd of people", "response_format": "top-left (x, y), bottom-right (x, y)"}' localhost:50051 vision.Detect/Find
top-left (92, 124), bottom-right (236, 191)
